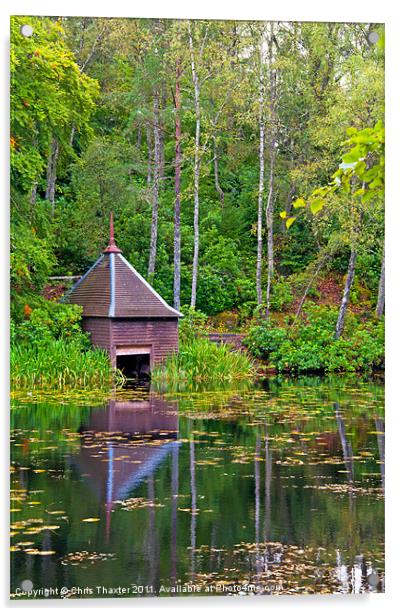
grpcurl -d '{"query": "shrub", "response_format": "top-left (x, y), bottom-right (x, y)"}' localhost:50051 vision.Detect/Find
top-left (13, 302), bottom-right (88, 348)
top-left (10, 299), bottom-right (125, 390)
top-left (269, 277), bottom-right (293, 311)
top-left (178, 306), bottom-right (208, 344)
top-left (244, 303), bottom-right (384, 373)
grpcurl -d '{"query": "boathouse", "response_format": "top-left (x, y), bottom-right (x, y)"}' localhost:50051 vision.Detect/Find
top-left (63, 215), bottom-right (182, 377)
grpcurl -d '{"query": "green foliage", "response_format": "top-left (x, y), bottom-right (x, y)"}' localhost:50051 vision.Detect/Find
top-left (10, 17), bottom-right (384, 388)
top-left (11, 339), bottom-right (122, 389)
top-left (10, 300), bottom-right (126, 390)
top-left (178, 306), bottom-right (208, 343)
top-left (10, 217), bottom-right (56, 300)
top-left (283, 121), bottom-right (385, 225)
top-left (245, 304), bottom-right (384, 373)
top-left (12, 302), bottom-right (87, 347)
top-left (269, 277), bottom-right (293, 311)
top-left (153, 337), bottom-right (254, 389)
top-left (10, 16), bottom-right (98, 192)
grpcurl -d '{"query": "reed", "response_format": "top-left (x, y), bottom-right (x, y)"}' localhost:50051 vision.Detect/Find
top-left (10, 339), bottom-right (124, 389)
top-left (152, 337), bottom-right (254, 389)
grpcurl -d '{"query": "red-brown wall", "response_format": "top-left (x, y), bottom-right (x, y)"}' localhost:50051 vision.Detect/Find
top-left (82, 317), bottom-right (111, 352)
top-left (82, 317), bottom-right (179, 368)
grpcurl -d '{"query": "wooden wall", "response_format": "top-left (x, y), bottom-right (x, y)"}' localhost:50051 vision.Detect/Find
top-left (111, 318), bottom-right (178, 368)
top-left (82, 316), bottom-right (179, 369)
top-left (82, 317), bottom-right (111, 352)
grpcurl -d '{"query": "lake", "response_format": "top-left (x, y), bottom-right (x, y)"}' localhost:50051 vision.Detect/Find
top-left (10, 376), bottom-right (385, 598)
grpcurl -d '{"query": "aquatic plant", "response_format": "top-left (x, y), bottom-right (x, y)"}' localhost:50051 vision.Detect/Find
top-left (10, 339), bottom-right (124, 389)
top-left (152, 338), bottom-right (254, 389)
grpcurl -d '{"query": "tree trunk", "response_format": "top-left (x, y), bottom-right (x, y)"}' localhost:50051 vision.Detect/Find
top-left (188, 22), bottom-right (201, 309)
top-left (69, 125), bottom-right (76, 147)
top-left (136, 126), bottom-right (142, 148)
top-left (148, 91), bottom-right (161, 279)
top-left (376, 245), bottom-right (385, 318)
top-left (256, 29), bottom-right (266, 307)
top-left (159, 82), bottom-right (166, 183)
top-left (213, 135), bottom-right (224, 206)
top-left (29, 182), bottom-right (38, 207)
top-left (146, 124), bottom-right (153, 186)
top-left (265, 158), bottom-right (275, 317)
top-left (45, 137), bottom-right (59, 216)
top-left (335, 248), bottom-right (357, 339)
top-left (292, 258), bottom-right (326, 326)
top-left (265, 25), bottom-right (277, 319)
top-left (173, 57), bottom-right (182, 311)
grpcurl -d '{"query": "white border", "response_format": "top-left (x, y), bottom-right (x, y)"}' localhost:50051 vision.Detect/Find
top-left (2, 1), bottom-right (400, 614)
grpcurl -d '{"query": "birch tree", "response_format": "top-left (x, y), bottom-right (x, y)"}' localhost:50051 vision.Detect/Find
top-left (256, 26), bottom-right (267, 307)
top-left (173, 55), bottom-right (182, 310)
top-left (335, 245), bottom-right (357, 338)
top-left (376, 246), bottom-right (385, 317)
top-left (265, 23), bottom-right (278, 318)
top-left (147, 90), bottom-right (161, 279)
top-left (188, 21), bottom-right (203, 308)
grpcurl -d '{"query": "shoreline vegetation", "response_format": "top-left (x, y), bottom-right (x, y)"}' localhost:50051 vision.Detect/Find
top-left (10, 339), bottom-right (124, 390)
top-left (152, 338), bottom-right (255, 388)
top-left (10, 18), bottom-right (384, 394)
top-left (10, 304), bottom-right (384, 393)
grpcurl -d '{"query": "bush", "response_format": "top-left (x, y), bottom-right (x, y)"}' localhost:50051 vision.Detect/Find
top-left (244, 303), bottom-right (384, 373)
top-left (178, 306), bottom-right (209, 343)
top-left (13, 302), bottom-right (88, 348)
top-left (269, 277), bottom-right (293, 311)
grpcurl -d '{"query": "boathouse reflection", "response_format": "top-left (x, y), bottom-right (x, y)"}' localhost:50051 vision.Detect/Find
top-left (73, 396), bottom-right (180, 550)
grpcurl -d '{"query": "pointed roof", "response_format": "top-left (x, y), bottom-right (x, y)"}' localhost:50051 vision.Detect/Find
top-left (63, 214), bottom-right (182, 318)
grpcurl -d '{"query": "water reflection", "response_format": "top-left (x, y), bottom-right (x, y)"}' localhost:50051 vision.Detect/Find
top-left (72, 397), bottom-right (180, 544)
top-left (10, 378), bottom-right (385, 597)
top-left (334, 402), bottom-right (354, 482)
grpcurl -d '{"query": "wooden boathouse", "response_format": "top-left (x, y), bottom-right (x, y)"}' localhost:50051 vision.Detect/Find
top-left (63, 215), bottom-right (182, 377)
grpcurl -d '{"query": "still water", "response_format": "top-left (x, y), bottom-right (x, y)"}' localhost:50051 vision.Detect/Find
top-left (10, 377), bottom-right (384, 598)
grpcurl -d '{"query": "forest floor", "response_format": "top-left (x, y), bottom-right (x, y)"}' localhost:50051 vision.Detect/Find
top-left (208, 273), bottom-right (373, 334)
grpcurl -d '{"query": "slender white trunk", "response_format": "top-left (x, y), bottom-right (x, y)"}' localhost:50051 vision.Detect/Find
top-left (148, 91), bottom-right (161, 279)
top-left (256, 29), bottom-right (266, 307)
top-left (188, 21), bottom-right (201, 309)
top-left (45, 137), bottom-right (59, 216)
top-left (265, 24), bottom-right (277, 319)
top-left (173, 58), bottom-right (182, 311)
top-left (376, 245), bottom-right (385, 317)
top-left (213, 135), bottom-right (224, 206)
top-left (335, 248), bottom-right (357, 339)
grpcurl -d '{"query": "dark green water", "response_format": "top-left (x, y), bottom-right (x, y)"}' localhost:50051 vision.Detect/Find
top-left (10, 377), bottom-right (384, 598)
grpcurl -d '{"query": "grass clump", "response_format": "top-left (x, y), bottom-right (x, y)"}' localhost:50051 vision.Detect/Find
top-left (10, 302), bottom-right (124, 390)
top-left (153, 337), bottom-right (254, 389)
top-left (11, 339), bottom-right (124, 389)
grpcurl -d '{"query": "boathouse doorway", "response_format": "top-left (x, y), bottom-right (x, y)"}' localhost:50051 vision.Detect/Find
top-left (116, 345), bottom-right (152, 379)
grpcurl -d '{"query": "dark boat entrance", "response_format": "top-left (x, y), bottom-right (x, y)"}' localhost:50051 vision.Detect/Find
top-left (116, 346), bottom-right (151, 380)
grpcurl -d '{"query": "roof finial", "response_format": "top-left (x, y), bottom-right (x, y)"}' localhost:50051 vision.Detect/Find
top-left (104, 211), bottom-right (122, 254)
